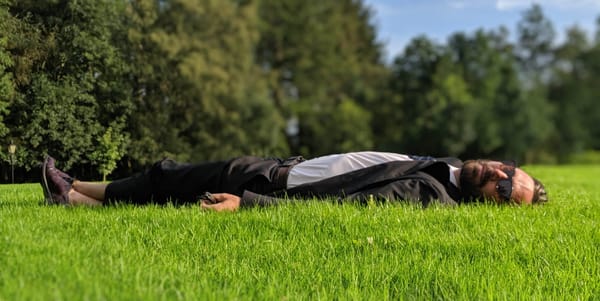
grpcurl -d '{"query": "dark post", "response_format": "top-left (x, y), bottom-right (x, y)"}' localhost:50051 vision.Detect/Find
top-left (8, 141), bottom-right (16, 184)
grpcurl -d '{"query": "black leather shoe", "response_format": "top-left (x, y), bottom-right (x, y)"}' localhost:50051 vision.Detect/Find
top-left (40, 158), bottom-right (52, 203)
top-left (46, 156), bottom-right (74, 184)
top-left (41, 156), bottom-right (72, 205)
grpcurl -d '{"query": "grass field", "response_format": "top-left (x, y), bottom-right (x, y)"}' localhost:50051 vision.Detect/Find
top-left (1, 165), bottom-right (599, 300)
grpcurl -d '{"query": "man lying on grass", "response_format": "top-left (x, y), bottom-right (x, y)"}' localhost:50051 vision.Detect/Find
top-left (40, 151), bottom-right (548, 210)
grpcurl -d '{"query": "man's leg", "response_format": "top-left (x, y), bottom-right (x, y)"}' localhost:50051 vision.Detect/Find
top-left (44, 156), bottom-right (286, 205)
top-left (104, 159), bottom-right (231, 205)
top-left (71, 181), bottom-right (107, 203)
top-left (41, 156), bottom-right (230, 206)
top-left (68, 188), bottom-right (103, 206)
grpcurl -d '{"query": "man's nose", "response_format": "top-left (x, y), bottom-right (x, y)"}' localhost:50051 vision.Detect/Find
top-left (491, 168), bottom-right (509, 180)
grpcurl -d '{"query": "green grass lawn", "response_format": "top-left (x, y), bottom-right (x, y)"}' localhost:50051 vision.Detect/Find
top-left (1, 165), bottom-right (599, 300)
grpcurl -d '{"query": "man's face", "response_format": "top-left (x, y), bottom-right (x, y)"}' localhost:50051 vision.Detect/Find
top-left (460, 160), bottom-right (534, 204)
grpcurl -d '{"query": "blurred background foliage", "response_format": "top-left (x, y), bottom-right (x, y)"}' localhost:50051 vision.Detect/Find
top-left (0, 0), bottom-right (599, 181)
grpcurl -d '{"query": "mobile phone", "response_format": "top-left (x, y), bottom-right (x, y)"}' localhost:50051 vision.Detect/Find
top-left (199, 192), bottom-right (217, 204)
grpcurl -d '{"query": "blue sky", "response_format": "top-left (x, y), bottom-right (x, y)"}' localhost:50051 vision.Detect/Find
top-left (363, 0), bottom-right (600, 61)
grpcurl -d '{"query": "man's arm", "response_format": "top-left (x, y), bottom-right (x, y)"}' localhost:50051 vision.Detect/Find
top-left (201, 171), bottom-right (458, 211)
top-left (200, 191), bottom-right (293, 211)
top-left (352, 171), bottom-right (458, 206)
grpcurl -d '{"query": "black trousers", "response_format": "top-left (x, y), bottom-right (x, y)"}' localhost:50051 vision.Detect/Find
top-left (104, 156), bottom-right (304, 205)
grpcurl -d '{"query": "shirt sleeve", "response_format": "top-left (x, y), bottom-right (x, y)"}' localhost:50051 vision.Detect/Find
top-left (345, 174), bottom-right (458, 207)
top-left (240, 190), bottom-right (290, 207)
top-left (240, 171), bottom-right (458, 208)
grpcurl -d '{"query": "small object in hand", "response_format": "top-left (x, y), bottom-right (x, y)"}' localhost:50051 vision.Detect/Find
top-left (199, 192), bottom-right (217, 204)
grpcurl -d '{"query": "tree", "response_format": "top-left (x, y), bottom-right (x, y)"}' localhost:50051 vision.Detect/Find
top-left (124, 0), bottom-right (287, 167)
top-left (296, 97), bottom-right (374, 154)
top-left (387, 23), bottom-right (554, 162)
top-left (256, 0), bottom-right (387, 156)
top-left (0, 36), bottom-right (12, 141)
top-left (513, 4), bottom-right (555, 162)
top-left (548, 26), bottom-right (592, 161)
top-left (387, 36), bottom-right (476, 157)
top-left (90, 126), bottom-right (128, 181)
top-left (446, 28), bottom-right (537, 160)
top-left (0, 2), bottom-right (16, 166)
top-left (585, 21), bottom-right (600, 150)
top-left (3, 0), bottom-right (133, 171)
top-left (516, 3), bottom-right (555, 83)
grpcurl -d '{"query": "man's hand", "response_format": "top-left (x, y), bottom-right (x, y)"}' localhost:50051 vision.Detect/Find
top-left (200, 193), bottom-right (241, 212)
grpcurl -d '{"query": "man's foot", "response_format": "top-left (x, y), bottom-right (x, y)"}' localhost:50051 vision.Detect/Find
top-left (40, 156), bottom-right (73, 205)
top-left (46, 156), bottom-right (74, 184)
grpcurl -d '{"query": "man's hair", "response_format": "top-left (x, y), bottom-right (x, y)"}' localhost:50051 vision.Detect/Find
top-left (531, 177), bottom-right (548, 204)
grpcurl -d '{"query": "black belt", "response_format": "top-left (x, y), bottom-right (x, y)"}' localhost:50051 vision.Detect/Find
top-left (272, 165), bottom-right (293, 191)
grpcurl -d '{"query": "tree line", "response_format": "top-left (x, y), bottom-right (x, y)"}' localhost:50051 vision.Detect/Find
top-left (1, 0), bottom-right (599, 181)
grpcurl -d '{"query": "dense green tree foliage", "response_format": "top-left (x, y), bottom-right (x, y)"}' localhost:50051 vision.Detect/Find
top-left (548, 27), bottom-right (590, 161)
top-left (386, 36), bottom-right (476, 157)
top-left (2, 0), bottom-right (133, 171)
top-left (124, 0), bottom-right (287, 166)
top-left (513, 4), bottom-right (555, 162)
top-left (0, 1), bottom-right (599, 180)
top-left (548, 24), bottom-right (600, 162)
top-left (256, 0), bottom-right (387, 156)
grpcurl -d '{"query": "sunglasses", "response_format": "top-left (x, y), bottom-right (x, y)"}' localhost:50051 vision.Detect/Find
top-left (496, 161), bottom-right (516, 202)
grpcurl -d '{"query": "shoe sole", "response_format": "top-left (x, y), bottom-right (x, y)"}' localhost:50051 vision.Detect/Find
top-left (41, 156), bottom-right (55, 205)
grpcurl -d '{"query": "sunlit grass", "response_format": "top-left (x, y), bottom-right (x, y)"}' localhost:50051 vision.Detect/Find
top-left (0, 165), bottom-right (598, 300)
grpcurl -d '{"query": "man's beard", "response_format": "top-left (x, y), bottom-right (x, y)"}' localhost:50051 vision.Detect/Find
top-left (460, 160), bottom-right (487, 201)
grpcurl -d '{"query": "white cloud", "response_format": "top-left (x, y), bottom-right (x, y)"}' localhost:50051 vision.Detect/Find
top-left (496, 0), bottom-right (600, 11)
top-left (496, 0), bottom-right (528, 10)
